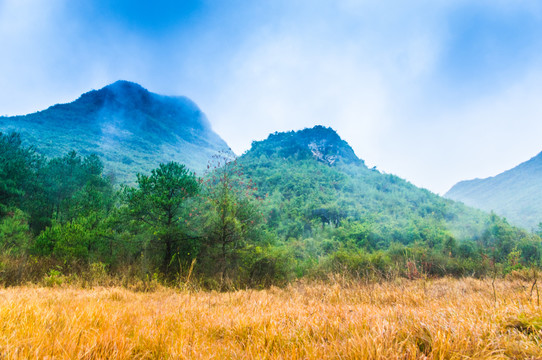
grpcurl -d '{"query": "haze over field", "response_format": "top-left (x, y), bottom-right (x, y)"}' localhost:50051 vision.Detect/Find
top-left (2, 0), bottom-right (542, 194)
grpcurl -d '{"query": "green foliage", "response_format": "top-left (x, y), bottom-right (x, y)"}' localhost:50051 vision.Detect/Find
top-left (198, 155), bottom-right (265, 283)
top-left (42, 151), bottom-right (115, 226)
top-left (239, 127), bottom-right (488, 253)
top-left (33, 212), bottom-right (115, 264)
top-left (320, 249), bottom-right (392, 279)
top-left (334, 221), bottom-right (374, 249)
top-left (123, 162), bottom-right (200, 274)
top-left (0, 209), bottom-right (31, 256)
top-left (1, 129), bottom-right (542, 288)
top-left (0, 132), bottom-right (41, 217)
top-left (480, 213), bottom-right (540, 264)
top-left (42, 268), bottom-right (65, 287)
top-left (244, 245), bottom-right (295, 287)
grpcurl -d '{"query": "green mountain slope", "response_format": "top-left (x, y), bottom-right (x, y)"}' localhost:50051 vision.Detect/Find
top-left (238, 126), bottom-right (490, 247)
top-left (446, 152), bottom-right (542, 230)
top-left (0, 81), bottom-right (231, 182)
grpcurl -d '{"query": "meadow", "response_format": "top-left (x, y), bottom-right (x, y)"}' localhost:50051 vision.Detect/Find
top-left (1, 277), bottom-right (541, 359)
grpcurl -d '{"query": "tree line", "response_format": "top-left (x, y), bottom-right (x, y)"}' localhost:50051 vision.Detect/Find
top-left (1, 132), bottom-right (541, 289)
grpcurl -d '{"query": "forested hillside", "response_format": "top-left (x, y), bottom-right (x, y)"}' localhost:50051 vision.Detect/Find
top-left (240, 126), bottom-right (489, 244)
top-left (0, 127), bottom-right (540, 289)
top-left (447, 151), bottom-right (542, 230)
top-left (0, 81), bottom-right (231, 182)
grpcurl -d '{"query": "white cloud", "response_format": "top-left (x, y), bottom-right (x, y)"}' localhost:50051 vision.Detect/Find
top-left (376, 68), bottom-right (542, 194)
top-left (2, 0), bottom-right (542, 196)
top-left (0, 0), bottom-right (67, 114)
top-left (0, 0), bottom-right (162, 115)
top-left (205, 34), bottom-right (390, 158)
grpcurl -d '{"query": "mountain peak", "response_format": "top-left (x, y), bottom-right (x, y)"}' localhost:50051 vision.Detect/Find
top-left (105, 80), bottom-right (157, 98)
top-left (0, 81), bottom-right (231, 181)
top-left (61, 80), bottom-right (211, 132)
top-left (106, 80), bottom-right (147, 91)
top-left (75, 80), bottom-right (152, 109)
top-left (247, 125), bottom-right (363, 166)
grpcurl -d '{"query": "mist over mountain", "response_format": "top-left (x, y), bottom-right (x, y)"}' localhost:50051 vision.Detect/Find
top-left (446, 152), bottom-right (542, 230)
top-left (0, 81), bottom-right (231, 182)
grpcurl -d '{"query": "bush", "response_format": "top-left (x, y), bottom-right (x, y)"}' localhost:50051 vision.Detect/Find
top-left (246, 245), bottom-right (295, 288)
top-left (42, 268), bottom-right (66, 287)
top-left (319, 249), bottom-right (392, 279)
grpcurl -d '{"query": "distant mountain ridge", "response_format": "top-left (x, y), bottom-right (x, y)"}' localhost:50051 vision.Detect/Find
top-left (0, 81), bottom-right (231, 182)
top-left (446, 151), bottom-right (542, 229)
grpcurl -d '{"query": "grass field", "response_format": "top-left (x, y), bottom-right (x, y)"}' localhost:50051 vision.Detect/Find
top-left (1, 277), bottom-right (542, 359)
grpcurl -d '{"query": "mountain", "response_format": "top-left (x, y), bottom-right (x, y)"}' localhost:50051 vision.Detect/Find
top-left (249, 125), bottom-right (363, 166)
top-left (0, 81), bottom-right (231, 182)
top-left (446, 152), bottom-right (542, 230)
top-left (238, 126), bottom-right (490, 246)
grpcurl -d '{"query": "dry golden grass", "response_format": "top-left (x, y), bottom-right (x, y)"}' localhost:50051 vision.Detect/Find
top-left (1, 277), bottom-right (542, 359)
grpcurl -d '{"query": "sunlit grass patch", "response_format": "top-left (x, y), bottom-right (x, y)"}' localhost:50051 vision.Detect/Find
top-left (1, 278), bottom-right (542, 359)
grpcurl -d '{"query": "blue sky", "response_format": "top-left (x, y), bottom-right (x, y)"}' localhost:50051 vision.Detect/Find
top-left (1, 0), bottom-right (542, 194)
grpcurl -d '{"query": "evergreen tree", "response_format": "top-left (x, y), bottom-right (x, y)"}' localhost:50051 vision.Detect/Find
top-left (124, 162), bottom-right (200, 274)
